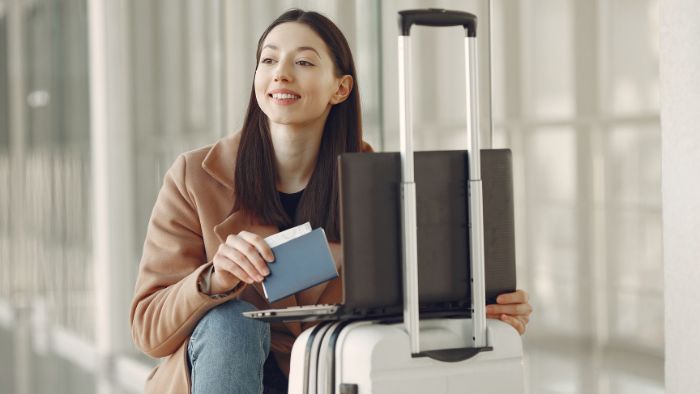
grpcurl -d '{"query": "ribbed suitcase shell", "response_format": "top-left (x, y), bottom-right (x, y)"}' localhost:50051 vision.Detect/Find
top-left (289, 319), bottom-right (524, 393)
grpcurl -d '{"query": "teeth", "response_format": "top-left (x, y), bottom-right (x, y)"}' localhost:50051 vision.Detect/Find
top-left (272, 93), bottom-right (300, 100)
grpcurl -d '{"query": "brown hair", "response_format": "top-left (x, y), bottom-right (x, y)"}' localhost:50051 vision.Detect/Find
top-left (233, 9), bottom-right (362, 242)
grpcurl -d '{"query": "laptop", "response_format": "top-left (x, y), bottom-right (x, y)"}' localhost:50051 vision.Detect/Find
top-left (243, 150), bottom-right (516, 323)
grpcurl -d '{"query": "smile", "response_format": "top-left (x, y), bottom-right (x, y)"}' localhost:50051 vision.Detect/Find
top-left (270, 93), bottom-right (301, 100)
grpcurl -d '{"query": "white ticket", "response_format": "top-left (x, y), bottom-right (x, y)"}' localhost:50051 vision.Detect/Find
top-left (264, 222), bottom-right (312, 248)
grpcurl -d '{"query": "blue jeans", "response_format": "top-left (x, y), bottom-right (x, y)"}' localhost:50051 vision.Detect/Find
top-left (187, 300), bottom-right (288, 394)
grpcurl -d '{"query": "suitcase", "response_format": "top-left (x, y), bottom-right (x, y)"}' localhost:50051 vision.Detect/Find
top-left (289, 9), bottom-right (525, 394)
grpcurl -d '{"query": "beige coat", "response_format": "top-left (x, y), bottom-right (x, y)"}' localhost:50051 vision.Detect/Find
top-left (130, 132), bottom-right (370, 393)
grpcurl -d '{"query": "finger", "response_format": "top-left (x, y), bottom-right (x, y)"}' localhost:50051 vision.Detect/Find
top-left (220, 244), bottom-right (265, 282)
top-left (214, 255), bottom-right (253, 284)
top-left (227, 235), bottom-right (269, 278)
top-left (487, 311), bottom-right (528, 322)
top-left (486, 303), bottom-right (532, 317)
top-left (496, 289), bottom-right (529, 304)
top-left (238, 231), bottom-right (275, 263)
top-left (501, 314), bottom-right (525, 335)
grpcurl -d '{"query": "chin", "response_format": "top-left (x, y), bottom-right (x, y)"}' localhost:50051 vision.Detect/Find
top-left (262, 107), bottom-right (326, 128)
top-left (267, 114), bottom-right (300, 125)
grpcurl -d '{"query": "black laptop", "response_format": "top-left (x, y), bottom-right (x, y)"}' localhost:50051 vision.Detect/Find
top-left (243, 150), bottom-right (517, 322)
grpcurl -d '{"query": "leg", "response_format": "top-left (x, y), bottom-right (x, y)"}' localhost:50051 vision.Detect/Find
top-left (262, 354), bottom-right (289, 394)
top-left (188, 300), bottom-right (270, 394)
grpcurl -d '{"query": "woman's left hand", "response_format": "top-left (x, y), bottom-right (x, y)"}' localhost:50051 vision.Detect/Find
top-left (486, 289), bottom-right (532, 335)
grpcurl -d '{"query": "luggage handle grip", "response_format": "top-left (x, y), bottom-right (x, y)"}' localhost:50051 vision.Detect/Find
top-left (398, 9), bottom-right (476, 37)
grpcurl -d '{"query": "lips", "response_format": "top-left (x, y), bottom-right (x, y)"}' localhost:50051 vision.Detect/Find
top-left (268, 89), bottom-right (301, 104)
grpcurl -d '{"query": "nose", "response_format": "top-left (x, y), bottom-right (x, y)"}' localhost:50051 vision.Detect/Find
top-left (273, 61), bottom-right (292, 83)
top-left (273, 71), bottom-right (290, 82)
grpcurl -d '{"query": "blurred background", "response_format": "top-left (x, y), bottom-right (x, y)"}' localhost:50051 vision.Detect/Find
top-left (0, 0), bottom-right (662, 393)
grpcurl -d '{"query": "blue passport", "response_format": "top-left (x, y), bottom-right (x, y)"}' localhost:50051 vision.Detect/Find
top-left (262, 228), bottom-right (338, 303)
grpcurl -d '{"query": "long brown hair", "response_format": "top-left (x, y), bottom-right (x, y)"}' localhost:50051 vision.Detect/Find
top-left (233, 9), bottom-right (362, 242)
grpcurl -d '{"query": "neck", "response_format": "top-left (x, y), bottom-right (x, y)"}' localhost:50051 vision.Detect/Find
top-left (269, 117), bottom-right (326, 193)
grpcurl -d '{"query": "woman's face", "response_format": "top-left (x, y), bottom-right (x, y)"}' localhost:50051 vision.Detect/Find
top-left (255, 22), bottom-right (347, 128)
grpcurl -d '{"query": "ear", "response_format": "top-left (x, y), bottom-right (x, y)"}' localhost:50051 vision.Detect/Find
top-left (329, 75), bottom-right (353, 105)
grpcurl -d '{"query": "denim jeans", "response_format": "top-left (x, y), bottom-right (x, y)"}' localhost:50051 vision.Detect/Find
top-left (187, 299), bottom-right (289, 394)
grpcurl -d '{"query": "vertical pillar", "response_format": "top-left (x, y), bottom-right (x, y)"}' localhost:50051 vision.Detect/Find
top-left (87, 0), bottom-right (133, 391)
top-left (660, 0), bottom-right (700, 392)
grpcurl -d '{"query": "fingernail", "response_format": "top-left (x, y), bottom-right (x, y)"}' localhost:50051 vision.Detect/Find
top-left (264, 269), bottom-right (270, 276)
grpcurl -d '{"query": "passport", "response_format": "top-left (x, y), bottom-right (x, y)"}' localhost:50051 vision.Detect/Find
top-left (262, 226), bottom-right (338, 303)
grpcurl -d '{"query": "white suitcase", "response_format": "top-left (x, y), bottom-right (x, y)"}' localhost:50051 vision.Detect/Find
top-left (289, 9), bottom-right (525, 394)
top-left (289, 319), bottom-right (524, 394)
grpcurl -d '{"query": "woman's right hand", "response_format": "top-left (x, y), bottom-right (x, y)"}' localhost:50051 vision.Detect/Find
top-left (210, 231), bottom-right (275, 294)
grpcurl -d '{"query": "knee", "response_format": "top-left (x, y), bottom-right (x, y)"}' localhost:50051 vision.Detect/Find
top-left (188, 300), bottom-right (270, 392)
top-left (187, 300), bottom-right (270, 393)
top-left (192, 300), bottom-right (270, 349)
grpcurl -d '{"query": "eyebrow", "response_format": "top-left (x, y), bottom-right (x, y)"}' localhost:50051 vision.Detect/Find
top-left (262, 44), bottom-right (322, 59)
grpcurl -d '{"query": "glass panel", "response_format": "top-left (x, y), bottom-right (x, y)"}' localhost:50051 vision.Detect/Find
top-left (24, 148), bottom-right (93, 339)
top-left (608, 209), bottom-right (663, 293)
top-left (0, 11), bottom-right (8, 148)
top-left (603, 0), bottom-right (660, 116)
top-left (0, 8), bottom-right (10, 300)
top-left (525, 128), bottom-right (580, 335)
top-left (603, 124), bottom-right (663, 349)
top-left (0, 157), bottom-right (8, 298)
top-left (21, 0), bottom-right (93, 340)
top-left (530, 207), bottom-right (580, 335)
top-left (605, 125), bottom-right (661, 207)
top-left (523, 0), bottom-right (575, 120)
top-left (528, 127), bottom-right (577, 202)
top-left (2, 0), bottom-right (94, 392)
top-left (611, 289), bottom-right (664, 350)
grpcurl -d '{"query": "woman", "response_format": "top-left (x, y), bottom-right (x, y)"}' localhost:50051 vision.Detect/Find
top-left (130, 9), bottom-right (532, 394)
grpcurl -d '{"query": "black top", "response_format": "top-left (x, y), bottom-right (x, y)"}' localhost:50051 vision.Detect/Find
top-left (278, 189), bottom-right (304, 230)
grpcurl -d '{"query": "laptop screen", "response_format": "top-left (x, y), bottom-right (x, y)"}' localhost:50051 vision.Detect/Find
top-left (338, 150), bottom-right (516, 317)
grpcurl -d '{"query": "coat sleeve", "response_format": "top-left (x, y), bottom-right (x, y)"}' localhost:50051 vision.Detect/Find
top-left (129, 154), bottom-right (242, 358)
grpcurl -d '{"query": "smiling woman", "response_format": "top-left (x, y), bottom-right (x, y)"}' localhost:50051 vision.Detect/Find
top-left (129, 9), bottom-right (366, 394)
top-left (235, 11), bottom-right (361, 238)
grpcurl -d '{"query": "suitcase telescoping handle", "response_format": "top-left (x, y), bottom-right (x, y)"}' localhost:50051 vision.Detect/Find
top-left (398, 9), bottom-right (489, 357)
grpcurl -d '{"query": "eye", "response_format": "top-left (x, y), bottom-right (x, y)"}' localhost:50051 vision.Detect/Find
top-left (296, 60), bottom-right (314, 67)
top-left (260, 58), bottom-right (275, 64)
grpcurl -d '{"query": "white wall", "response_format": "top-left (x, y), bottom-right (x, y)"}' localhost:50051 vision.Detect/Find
top-left (660, 0), bottom-right (700, 392)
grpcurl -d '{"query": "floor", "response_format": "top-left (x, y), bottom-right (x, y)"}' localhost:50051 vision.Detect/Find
top-left (1, 326), bottom-right (665, 394)
top-left (524, 338), bottom-right (665, 394)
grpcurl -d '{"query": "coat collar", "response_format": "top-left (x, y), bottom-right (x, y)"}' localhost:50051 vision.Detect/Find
top-left (201, 132), bottom-right (240, 190)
